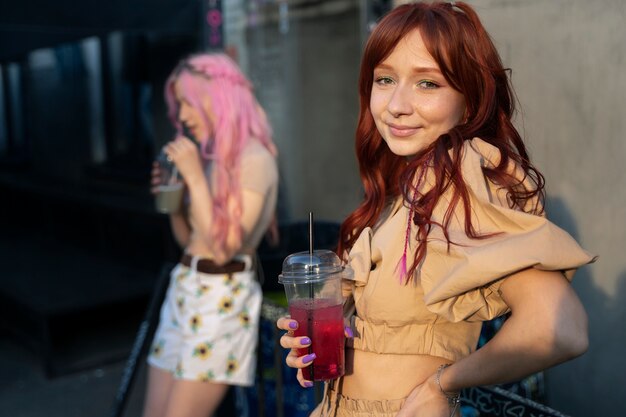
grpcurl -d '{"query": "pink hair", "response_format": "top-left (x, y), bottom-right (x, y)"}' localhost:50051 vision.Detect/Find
top-left (164, 53), bottom-right (277, 255)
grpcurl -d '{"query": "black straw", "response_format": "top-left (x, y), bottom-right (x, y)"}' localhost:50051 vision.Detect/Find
top-left (309, 212), bottom-right (314, 257)
top-left (308, 211), bottom-right (314, 381)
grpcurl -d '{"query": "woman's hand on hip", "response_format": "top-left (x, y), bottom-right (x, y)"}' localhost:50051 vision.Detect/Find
top-left (396, 373), bottom-right (454, 417)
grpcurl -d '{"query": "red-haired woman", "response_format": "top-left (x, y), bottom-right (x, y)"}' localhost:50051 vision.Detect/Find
top-left (277, 2), bottom-right (596, 417)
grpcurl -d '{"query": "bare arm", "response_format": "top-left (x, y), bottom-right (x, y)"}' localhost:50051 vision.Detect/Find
top-left (151, 160), bottom-right (191, 248)
top-left (441, 269), bottom-right (588, 389)
top-left (187, 181), bottom-right (266, 263)
top-left (168, 209), bottom-right (191, 248)
top-left (166, 136), bottom-right (269, 264)
top-left (398, 268), bottom-right (588, 417)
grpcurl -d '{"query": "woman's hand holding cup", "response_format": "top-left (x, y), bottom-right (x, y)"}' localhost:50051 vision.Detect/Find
top-left (277, 316), bottom-right (315, 388)
top-left (150, 161), bottom-right (163, 195)
top-left (277, 315), bottom-right (355, 388)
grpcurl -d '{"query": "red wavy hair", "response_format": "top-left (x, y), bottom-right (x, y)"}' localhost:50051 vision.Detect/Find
top-left (337, 1), bottom-right (545, 282)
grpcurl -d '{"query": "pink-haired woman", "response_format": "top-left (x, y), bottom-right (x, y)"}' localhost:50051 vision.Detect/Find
top-left (143, 53), bottom-right (278, 417)
top-left (277, 2), bottom-right (596, 417)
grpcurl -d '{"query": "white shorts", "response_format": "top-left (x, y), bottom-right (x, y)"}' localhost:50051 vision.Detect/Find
top-left (147, 257), bottom-right (262, 386)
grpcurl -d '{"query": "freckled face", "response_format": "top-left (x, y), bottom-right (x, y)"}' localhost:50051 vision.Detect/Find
top-left (174, 78), bottom-right (214, 142)
top-left (370, 29), bottom-right (466, 157)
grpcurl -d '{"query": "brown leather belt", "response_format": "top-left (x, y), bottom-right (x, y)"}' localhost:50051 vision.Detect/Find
top-left (181, 254), bottom-right (247, 274)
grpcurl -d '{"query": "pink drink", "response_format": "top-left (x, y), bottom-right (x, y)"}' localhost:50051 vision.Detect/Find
top-left (289, 298), bottom-right (344, 381)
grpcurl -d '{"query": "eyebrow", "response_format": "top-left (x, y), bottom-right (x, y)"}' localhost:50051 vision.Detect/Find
top-left (375, 63), bottom-right (442, 75)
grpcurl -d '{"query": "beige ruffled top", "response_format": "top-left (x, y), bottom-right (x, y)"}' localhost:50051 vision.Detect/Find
top-left (343, 138), bottom-right (597, 361)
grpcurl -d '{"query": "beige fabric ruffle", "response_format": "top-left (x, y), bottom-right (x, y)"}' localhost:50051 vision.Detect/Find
top-left (341, 138), bottom-right (597, 358)
top-left (421, 138), bottom-right (597, 322)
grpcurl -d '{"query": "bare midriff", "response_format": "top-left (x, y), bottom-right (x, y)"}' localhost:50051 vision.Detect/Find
top-left (185, 232), bottom-right (255, 260)
top-left (339, 348), bottom-right (451, 400)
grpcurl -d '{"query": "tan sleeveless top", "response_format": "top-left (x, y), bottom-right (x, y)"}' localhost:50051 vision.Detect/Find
top-left (343, 138), bottom-right (597, 361)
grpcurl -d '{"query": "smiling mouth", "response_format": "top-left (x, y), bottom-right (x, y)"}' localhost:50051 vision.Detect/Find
top-left (388, 124), bottom-right (419, 138)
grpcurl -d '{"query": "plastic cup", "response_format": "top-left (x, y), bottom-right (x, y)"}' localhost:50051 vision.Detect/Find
top-left (278, 250), bottom-right (353, 381)
top-left (154, 150), bottom-right (184, 214)
top-left (155, 183), bottom-right (184, 213)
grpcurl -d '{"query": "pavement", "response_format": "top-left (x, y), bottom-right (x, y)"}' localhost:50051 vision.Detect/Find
top-left (0, 332), bottom-right (147, 417)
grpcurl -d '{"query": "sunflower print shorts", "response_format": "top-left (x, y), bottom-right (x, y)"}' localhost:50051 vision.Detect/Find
top-left (147, 257), bottom-right (262, 386)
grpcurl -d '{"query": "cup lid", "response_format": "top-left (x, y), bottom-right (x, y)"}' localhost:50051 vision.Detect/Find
top-left (278, 249), bottom-right (352, 284)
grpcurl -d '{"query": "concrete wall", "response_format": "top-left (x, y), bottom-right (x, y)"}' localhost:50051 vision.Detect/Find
top-left (243, 2), bottom-right (363, 225)
top-left (468, 1), bottom-right (625, 415)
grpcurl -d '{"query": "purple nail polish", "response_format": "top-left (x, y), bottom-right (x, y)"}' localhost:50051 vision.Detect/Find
top-left (345, 326), bottom-right (354, 338)
top-left (289, 321), bottom-right (298, 329)
top-left (300, 337), bottom-right (311, 345)
top-left (302, 353), bottom-right (316, 364)
top-left (303, 381), bottom-right (314, 388)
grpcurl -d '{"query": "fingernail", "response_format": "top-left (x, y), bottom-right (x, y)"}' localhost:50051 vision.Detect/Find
top-left (345, 326), bottom-right (354, 338)
top-left (300, 337), bottom-right (311, 345)
top-left (302, 353), bottom-right (316, 364)
top-left (289, 321), bottom-right (298, 329)
top-left (303, 381), bottom-right (314, 388)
